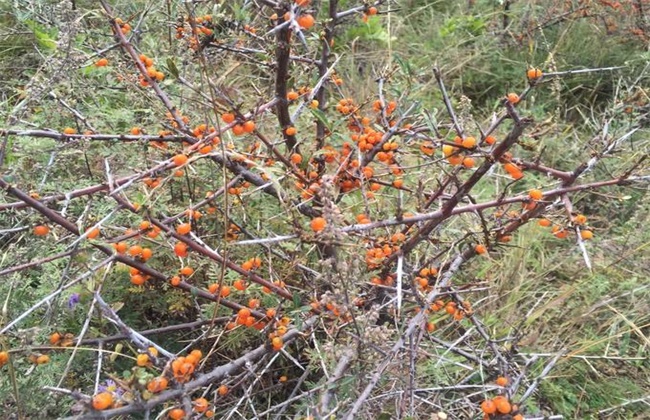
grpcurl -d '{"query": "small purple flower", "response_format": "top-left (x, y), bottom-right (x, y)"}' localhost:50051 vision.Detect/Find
top-left (98, 379), bottom-right (124, 397)
top-left (68, 293), bottom-right (80, 309)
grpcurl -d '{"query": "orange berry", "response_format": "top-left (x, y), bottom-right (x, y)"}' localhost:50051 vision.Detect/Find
top-left (271, 336), bottom-right (283, 350)
top-left (221, 113), bottom-right (236, 124)
top-left (538, 218), bottom-right (552, 227)
top-left (199, 145), bottom-right (213, 154)
top-left (462, 157), bottom-right (475, 168)
top-left (287, 91), bottom-right (299, 101)
top-left (310, 217), bottom-right (327, 232)
top-left (496, 376), bottom-right (508, 386)
top-left (128, 245), bottom-right (143, 256)
top-left (232, 124), bottom-right (245, 136)
top-left (513, 415), bottom-right (524, 420)
top-left (367, 6), bottom-right (378, 15)
top-left (426, 321), bottom-right (436, 332)
top-left (177, 223), bottom-right (191, 235)
top-left (130, 274), bottom-right (146, 285)
top-left (461, 136), bottom-right (476, 149)
top-left (248, 298), bottom-right (260, 309)
top-left (180, 266), bottom-right (194, 276)
top-left (136, 354), bottom-right (149, 366)
top-left (290, 153), bottom-right (302, 164)
top-left (174, 242), bottom-right (188, 257)
top-left (495, 398), bottom-right (512, 414)
top-left (50, 332), bottom-right (62, 345)
top-left (168, 408), bottom-right (185, 420)
top-left (34, 225), bottom-right (50, 236)
top-left (95, 58), bottom-right (109, 67)
top-left (170, 276), bottom-right (181, 286)
top-left (147, 376), bottom-right (169, 393)
top-left (475, 244), bottom-right (487, 254)
top-left (296, 14), bottom-right (315, 29)
top-left (573, 214), bottom-right (587, 225)
top-left (529, 189), bottom-right (543, 200)
top-left (220, 285), bottom-right (231, 298)
top-left (392, 179), bottom-right (403, 189)
top-left (507, 92), bottom-right (520, 104)
top-left (480, 399), bottom-right (497, 415)
top-left (527, 67), bottom-right (543, 80)
top-left (580, 230), bottom-right (593, 240)
top-left (172, 154), bottom-right (189, 167)
top-left (237, 307), bottom-right (251, 319)
top-left (63, 127), bottom-right (77, 135)
top-left (86, 227), bottom-right (100, 239)
top-left (218, 384), bottom-right (229, 396)
top-left (242, 120), bottom-right (256, 133)
top-left (141, 248), bottom-right (153, 260)
top-left (484, 135), bottom-right (496, 145)
top-left (92, 392), bottom-right (114, 410)
top-left (194, 397), bottom-right (209, 413)
top-left (285, 126), bottom-right (297, 136)
top-left (0, 351), bottom-right (9, 367)
top-left (233, 279), bottom-right (246, 291)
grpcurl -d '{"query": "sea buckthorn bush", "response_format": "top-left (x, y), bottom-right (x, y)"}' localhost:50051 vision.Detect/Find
top-left (0, 0), bottom-right (649, 418)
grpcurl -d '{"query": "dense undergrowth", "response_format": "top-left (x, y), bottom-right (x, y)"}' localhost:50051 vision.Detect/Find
top-left (1, 0), bottom-right (649, 419)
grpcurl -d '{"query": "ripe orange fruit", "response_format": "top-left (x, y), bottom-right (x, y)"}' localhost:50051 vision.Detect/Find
top-left (242, 120), bottom-right (256, 133)
top-left (496, 376), bottom-right (508, 386)
top-left (95, 58), bottom-right (109, 67)
top-left (368, 6), bottom-right (378, 15)
top-left (538, 218), bottom-right (552, 227)
top-left (475, 244), bottom-right (487, 254)
top-left (36, 354), bottom-right (50, 364)
top-left (529, 189), bottom-right (543, 200)
top-left (0, 351), bottom-right (8, 367)
top-left (136, 354), bottom-right (149, 366)
top-left (527, 67), bottom-right (543, 80)
top-left (461, 136), bottom-right (476, 149)
top-left (194, 397), bottom-right (209, 413)
top-left (128, 245), bottom-right (143, 256)
top-left (141, 248), bottom-right (153, 261)
top-left (86, 227), bottom-right (100, 239)
top-left (480, 399), bottom-right (496, 414)
top-left (174, 242), bottom-right (188, 257)
top-left (573, 214), bottom-right (587, 225)
top-left (290, 153), bottom-right (302, 164)
top-left (462, 157), bottom-right (475, 168)
top-left (130, 274), bottom-right (146, 285)
top-left (287, 91), bottom-right (299, 101)
top-left (180, 266), bottom-right (194, 276)
top-left (168, 408), bottom-right (185, 420)
top-left (506, 92), bottom-right (520, 104)
top-left (170, 276), bottom-right (181, 287)
top-left (147, 376), bottom-right (168, 393)
top-left (495, 398), bottom-right (512, 414)
top-left (297, 14), bottom-right (315, 29)
top-left (50, 332), bottom-right (62, 345)
top-left (580, 230), bottom-right (593, 240)
top-left (177, 223), bottom-right (191, 235)
top-left (310, 217), bottom-right (327, 232)
top-left (218, 384), bottom-right (229, 396)
top-left (233, 279), bottom-right (246, 291)
top-left (34, 225), bottom-right (50, 236)
top-left (63, 127), bottom-right (77, 135)
top-left (172, 154), bottom-right (189, 167)
top-left (285, 126), bottom-right (297, 136)
top-left (232, 124), bottom-right (245, 136)
top-left (222, 113), bottom-right (236, 124)
top-left (484, 135), bottom-right (496, 145)
top-left (271, 336), bottom-right (283, 351)
top-left (92, 392), bottom-right (114, 410)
